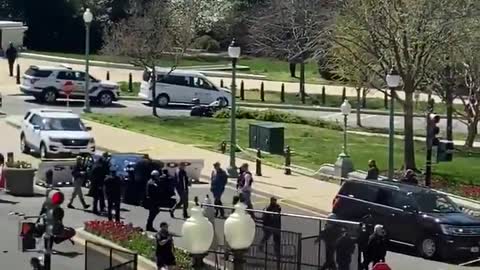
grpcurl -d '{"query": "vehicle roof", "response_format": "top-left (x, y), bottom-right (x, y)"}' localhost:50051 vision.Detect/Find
top-left (345, 178), bottom-right (435, 194)
top-left (28, 65), bottom-right (76, 72)
top-left (147, 67), bottom-right (205, 77)
top-left (28, 109), bottom-right (79, 119)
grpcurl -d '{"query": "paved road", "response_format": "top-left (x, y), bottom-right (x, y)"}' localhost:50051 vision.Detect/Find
top-left (1, 91), bottom-right (472, 138)
top-left (0, 120), bottom-right (476, 270)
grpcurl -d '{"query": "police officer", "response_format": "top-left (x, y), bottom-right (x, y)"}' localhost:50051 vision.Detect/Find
top-left (175, 163), bottom-right (190, 219)
top-left (134, 155), bottom-right (153, 204)
top-left (237, 163), bottom-right (254, 217)
top-left (68, 156), bottom-right (90, 209)
top-left (260, 197), bottom-right (282, 257)
top-left (210, 162), bottom-right (228, 218)
top-left (89, 157), bottom-right (108, 215)
top-left (161, 169), bottom-right (177, 218)
top-left (145, 170), bottom-right (162, 232)
top-left (104, 167), bottom-right (122, 222)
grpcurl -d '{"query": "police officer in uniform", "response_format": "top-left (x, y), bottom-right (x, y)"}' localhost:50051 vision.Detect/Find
top-left (89, 157), bottom-right (108, 214)
top-left (104, 167), bottom-right (122, 222)
top-left (145, 170), bottom-right (162, 232)
top-left (175, 163), bottom-right (190, 219)
top-left (68, 156), bottom-right (90, 209)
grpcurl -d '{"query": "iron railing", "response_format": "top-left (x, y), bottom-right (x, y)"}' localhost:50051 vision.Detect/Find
top-left (85, 240), bottom-right (138, 270)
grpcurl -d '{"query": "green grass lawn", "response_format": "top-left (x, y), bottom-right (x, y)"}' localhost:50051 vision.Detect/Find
top-left (118, 81), bottom-right (141, 96)
top-left (241, 89), bottom-right (464, 115)
top-left (30, 50), bottom-right (328, 84)
top-left (84, 114), bottom-right (480, 187)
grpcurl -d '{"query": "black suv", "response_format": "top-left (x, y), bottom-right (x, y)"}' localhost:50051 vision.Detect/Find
top-left (332, 179), bottom-right (480, 260)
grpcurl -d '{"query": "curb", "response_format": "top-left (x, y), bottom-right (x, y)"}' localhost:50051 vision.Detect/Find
top-left (119, 95), bottom-right (141, 101)
top-left (5, 116), bottom-right (21, 129)
top-left (74, 228), bottom-right (218, 270)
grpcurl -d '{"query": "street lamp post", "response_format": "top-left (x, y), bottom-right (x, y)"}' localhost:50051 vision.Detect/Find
top-left (181, 207), bottom-right (214, 270)
top-left (386, 68), bottom-right (401, 180)
top-left (227, 39), bottom-right (241, 178)
top-left (334, 99), bottom-right (354, 180)
top-left (83, 8), bottom-right (93, 113)
top-left (224, 203), bottom-right (256, 270)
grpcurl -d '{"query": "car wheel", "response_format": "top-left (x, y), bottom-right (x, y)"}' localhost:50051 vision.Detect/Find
top-left (217, 97), bottom-right (229, 107)
top-left (98, 91), bottom-right (114, 107)
top-left (155, 94), bottom-right (169, 107)
top-left (42, 88), bottom-right (57, 104)
top-left (20, 134), bottom-right (30, 154)
top-left (417, 236), bottom-right (438, 259)
top-left (40, 143), bottom-right (50, 159)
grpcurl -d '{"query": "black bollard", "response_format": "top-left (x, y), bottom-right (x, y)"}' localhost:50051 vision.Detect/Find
top-left (342, 86), bottom-right (346, 101)
top-left (220, 141), bottom-right (227, 154)
top-left (280, 83), bottom-right (285, 103)
top-left (321, 86), bottom-right (326, 105)
top-left (128, 73), bottom-right (133, 92)
top-left (16, 64), bottom-right (20, 84)
top-left (106, 71), bottom-right (110, 81)
top-left (240, 80), bottom-right (245, 100)
top-left (260, 82), bottom-right (265, 102)
top-left (256, 148), bottom-right (262, 176)
top-left (220, 79), bottom-right (224, 88)
top-left (284, 146), bottom-right (291, 175)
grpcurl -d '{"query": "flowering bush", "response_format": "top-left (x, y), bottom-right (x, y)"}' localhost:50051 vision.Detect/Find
top-left (84, 220), bottom-right (191, 269)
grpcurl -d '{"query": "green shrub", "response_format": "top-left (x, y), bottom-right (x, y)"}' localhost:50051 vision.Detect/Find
top-left (213, 108), bottom-right (342, 131)
top-left (193, 35), bottom-right (220, 52)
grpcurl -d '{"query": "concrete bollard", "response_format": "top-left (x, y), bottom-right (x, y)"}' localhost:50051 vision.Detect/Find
top-left (322, 86), bottom-right (326, 105)
top-left (281, 83), bottom-right (285, 103)
top-left (342, 87), bottom-right (346, 101)
top-left (220, 79), bottom-right (224, 88)
top-left (256, 148), bottom-right (262, 176)
top-left (106, 71), bottom-right (110, 81)
top-left (284, 146), bottom-right (291, 175)
top-left (128, 73), bottom-right (133, 92)
top-left (240, 80), bottom-right (245, 100)
top-left (16, 64), bottom-right (20, 84)
top-left (260, 82), bottom-right (265, 102)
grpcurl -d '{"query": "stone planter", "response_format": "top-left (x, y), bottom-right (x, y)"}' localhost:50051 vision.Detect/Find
top-left (4, 167), bottom-right (36, 196)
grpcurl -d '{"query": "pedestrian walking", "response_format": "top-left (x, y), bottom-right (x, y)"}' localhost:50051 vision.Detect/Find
top-left (155, 222), bottom-right (177, 270)
top-left (318, 214), bottom-right (342, 270)
top-left (237, 163), bottom-right (254, 210)
top-left (0, 153), bottom-right (6, 190)
top-left (174, 163), bottom-right (190, 219)
top-left (366, 159), bottom-right (379, 180)
top-left (162, 169), bottom-right (177, 218)
top-left (5, 42), bottom-right (17, 77)
top-left (135, 155), bottom-right (153, 204)
top-left (89, 157), bottom-right (108, 215)
top-left (104, 167), bottom-right (122, 222)
top-left (260, 197), bottom-right (282, 257)
top-left (401, 169), bottom-right (418, 185)
top-left (67, 156), bottom-right (90, 209)
top-left (145, 170), bottom-right (162, 232)
top-left (210, 162), bottom-right (227, 218)
top-left (335, 228), bottom-right (355, 270)
top-left (363, 224), bottom-right (388, 270)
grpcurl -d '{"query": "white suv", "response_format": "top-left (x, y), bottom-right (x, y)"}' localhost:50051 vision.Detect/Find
top-left (20, 109), bottom-right (96, 158)
top-left (20, 65), bottom-right (120, 106)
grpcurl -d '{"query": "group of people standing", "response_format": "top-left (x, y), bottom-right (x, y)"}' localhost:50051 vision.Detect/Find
top-left (366, 159), bottom-right (419, 185)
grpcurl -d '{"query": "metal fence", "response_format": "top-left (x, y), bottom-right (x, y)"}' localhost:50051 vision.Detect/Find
top-left (85, 240), bottom-right (138, 270)
top-left (203, 204), bottom-right (362, 270)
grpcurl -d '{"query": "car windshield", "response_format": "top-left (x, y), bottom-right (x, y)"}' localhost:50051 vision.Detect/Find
top-left (42, 118), bottom-right (85, 131)
top-left (414, 192), bottom-right (461, 213)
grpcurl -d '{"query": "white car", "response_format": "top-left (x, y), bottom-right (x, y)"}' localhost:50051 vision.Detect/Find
top-left (138, 68), bottom-right (231, 107)
top-left (20, 65), bottom-right (120, 106)
top-left (20, 109), bottom-right (96, 158)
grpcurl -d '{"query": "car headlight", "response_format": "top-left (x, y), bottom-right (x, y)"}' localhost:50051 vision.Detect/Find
top-left (89, 138), bottom-right (95, 144)
top-left (440, 224), bottom-right (465, 235)
top-left (49, 137), bottom-right (62, 142)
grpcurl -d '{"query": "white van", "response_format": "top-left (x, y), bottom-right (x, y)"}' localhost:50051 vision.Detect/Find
top-left (138, 68), bottom-right (232, 107)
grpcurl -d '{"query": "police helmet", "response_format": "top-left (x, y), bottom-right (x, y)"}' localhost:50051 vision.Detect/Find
top-left (151, 170), bottom-right (160, 177)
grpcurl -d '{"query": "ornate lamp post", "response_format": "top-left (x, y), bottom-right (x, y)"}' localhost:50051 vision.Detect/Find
top-left (227, 39), bottom-right (241, 178)
top-left (386, 67), bottom-right (401, 180)
top-left (181, 207), bottom-right (214, 270)
top-left (334, 99), bottom-right (354, 180)
top-left (83, 8), bottom-right (93, 113)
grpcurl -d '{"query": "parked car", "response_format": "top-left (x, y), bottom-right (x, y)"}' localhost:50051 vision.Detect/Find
top-left (20, 109), bottom-right (96, 158)
top-left (332, 179), bottom-right (480, 260)
top-left (20, 65), bottom-right (119, 106)
top-left (139, 68), bottom-right (231, 107)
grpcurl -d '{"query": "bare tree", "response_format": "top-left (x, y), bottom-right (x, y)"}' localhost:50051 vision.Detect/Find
top-left (248, 0), bottom-right (336, 104)
top-left (328, 0), bottom-right (470, 170)
top-left (101, 0), bottom-right (197, 116)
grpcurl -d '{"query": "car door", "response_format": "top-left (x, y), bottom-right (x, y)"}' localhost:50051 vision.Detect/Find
top-left (387, 192), bottom-right (422, 245)
top-left (160, 75), bottom-right (191, 103)
top-left (28, 114), bottom-right (43, 149)
top-left (73, 71), bottom-right (87, 97)
top-left (193, 77), bottom-right (216, 104)
top-left (56, 71), bottom-right (76, 95)
top-left (370, 188), bottom-right (402, 235)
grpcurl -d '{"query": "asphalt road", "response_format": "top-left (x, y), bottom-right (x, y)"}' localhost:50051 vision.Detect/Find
top-left (0, 120), bottom-right (477, 270)
top-left (0, 91), bottom-right (472, 136)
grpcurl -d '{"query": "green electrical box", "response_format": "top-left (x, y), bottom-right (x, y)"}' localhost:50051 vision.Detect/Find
top-left (249, 122), bottom-right (285, 155)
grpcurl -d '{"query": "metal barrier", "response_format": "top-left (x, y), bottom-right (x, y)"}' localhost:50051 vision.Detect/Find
top-left (203, 203), bottom-right (362, 270)
top-left (85, 240), bottom-right (138, 270)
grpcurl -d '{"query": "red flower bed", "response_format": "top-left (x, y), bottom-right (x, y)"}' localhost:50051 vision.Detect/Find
top-left (84, 220), bottom-right (143, 244)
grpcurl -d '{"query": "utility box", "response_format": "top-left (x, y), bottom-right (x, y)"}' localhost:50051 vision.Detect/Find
top-left (249, 122), bottom-right (284, 155)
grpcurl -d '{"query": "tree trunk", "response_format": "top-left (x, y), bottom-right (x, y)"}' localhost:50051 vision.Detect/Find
top-left (356, 87), bottom-right (362, 127)
top-left (300, 61), bottom-right (305, 104)
top-left (403, 89), bottom-right (416, 170)
top-left (151, 65), bottom-right (157, 116)
top-left (446, 83), bottom-right (453, 142)
top-left (362, 88), bottom-right (367, 108)
top-left (465, 119), bottom-right (479, 148)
